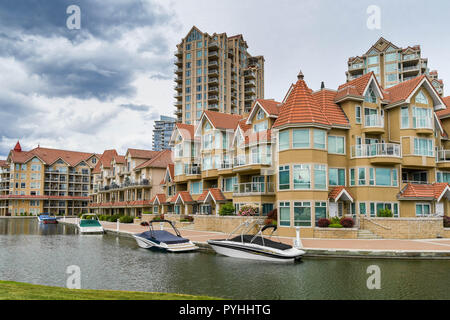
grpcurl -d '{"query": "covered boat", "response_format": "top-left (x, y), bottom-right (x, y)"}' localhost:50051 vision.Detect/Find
top-left (133, 220), bottom-right (198, 252)
top-left (37, 214), bottom-right (58, 224)
top-left (207, 220), bottom-right (305, 263)
top-left (78, 214), bottom-right (104, 234)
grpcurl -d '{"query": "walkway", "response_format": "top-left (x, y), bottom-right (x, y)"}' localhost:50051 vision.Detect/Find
top-left (61, 218), bottom-right (450, 259)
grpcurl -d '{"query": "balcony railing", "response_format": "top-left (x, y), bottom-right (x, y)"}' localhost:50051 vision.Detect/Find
top-left (364, 115), bottom-right (384, 128)
top-left (185, 165), bottom-right (201, 175)
top-left (351, 143), bottom-right (402, 158)
top-left (413, 117), bottom-right (433, 129)
top-left (436, 150), bottom-right (450, 163)
top-left (233, 155), bottom-right (272, 167)
top-left (233, 182), bottom-right (275, 195)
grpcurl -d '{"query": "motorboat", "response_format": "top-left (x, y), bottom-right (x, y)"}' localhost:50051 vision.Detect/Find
top-left (133, 219), bottom-right (198, 252)
top-left (37, 214), bottom-right (58, 224)
top-left (207, 220), bottom-right (305, 262)
top-left (78, 214), bottom-right (104, 234)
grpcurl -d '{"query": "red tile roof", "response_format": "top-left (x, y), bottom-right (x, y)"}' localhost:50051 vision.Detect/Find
top-left (127, 148), bottom-right (160, 159)
top-left (255, 99), bottom-right (281, 117)
top-left (92, 149), bottom-right (119, 174)
top-left (0, 160), bottom-right (8, 168)
top-left (9, 146), bottom-right (96, 167)
top-left (312, 89), bottom-right (350, 127)
top-left (169, 191), bottom-right (194, 204)
top-left (134, 150), bottom-right (173, 170)
top-left (436, 97), bottom-right (450, 119)
top-left (151, 194), bottom-right (167, 204)
top-left (113, 155), bottom-right (126, 164)
top-left (197, 188), bottom-right (227, 202)
top-left (204, 111), bottom-right (243, 130)
top-left (335, 72), bottom-right (375, 102)
top-left (398, 183), bottom-right (450, 200)
top-left (328, 186), bottom-right (354, 201)
top-left (383, 75), bottom-right (426, 104)
top-left (175, 123), bottom-right (195, 140)
top-left (273, 75), bottom-right (330, 128)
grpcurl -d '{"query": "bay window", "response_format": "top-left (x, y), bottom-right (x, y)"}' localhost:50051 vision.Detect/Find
top-left (314, 165), bottom-right (327, 189)
top-left (416, 203), bottom-right (431, 217)
top-left (414, 138), bottom-right (433, 156)
top-left (313, 129), bottom-right (326, 149)
top-left (401, 106), bottom-right (409, 128)
top-left (279, 131), bottom-right (290, 151)
top-left (315, 202), bottom-right (327, 225)
top-left (294, 202), bottom-right (311, 227)
top-left (293, 165), bottom-right (310, 189)
top-left (328, 136), bottom-right (345, 154)
top-left (279, 202), bottom-right (290, 226)
top-left (293, 129), bottom-right (310, 148)
top-left (279, 165), bottom-right (290, 190)
top-left (413, 107), bottom-right (432, 129)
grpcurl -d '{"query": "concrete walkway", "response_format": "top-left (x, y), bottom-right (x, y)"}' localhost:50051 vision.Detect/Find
top-left (61, 218), bottom-right (450, 259)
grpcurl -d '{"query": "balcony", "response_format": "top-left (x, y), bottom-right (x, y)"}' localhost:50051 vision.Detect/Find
top-left (363, 114), bottom-right (385, 134)
top-left (208, 104), bottom-right (219, 111)
top-left (174, 67), bottom-right (183, 74)
top-left (244, 70), bottom-right (256, 79)
top-left (351, 143), bottom-right (402, 164)
top-left (174, 49), bottom-right (183, 57)
top-left (413, 117), bottom-right (433, 135)
top-left (402, 54), bottom-right (420, 62)
top-left (233, 182), bottom-right (275, 196)
top-left (208, 77), bottom-right (219, 85)
top-left (208, 41), bottom-right (219, 49)
top-left (233, 155), bottom-right (272, 172)
top-left (208, 61), bottom-right (219, 68)
top-left (208, 86), bottom-right (219, 93)
top-left (349, 63), bottom-right (365, 71)
top-left (436, 150), bottom-right (450, 169)
top-left (244, 80), bottom-right (256, 87)
top-left (208, 95), bottom-right (219, 102)
top-left (185, 164), bottom-right (201, 176)
top-left (208, 69), bottom-right (219, 76)
top-left (208, 51), bottom-right (219, 59)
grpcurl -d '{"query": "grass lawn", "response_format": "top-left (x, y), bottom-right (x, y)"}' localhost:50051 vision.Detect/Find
top-left (0, 280), bottom-right (220, 300)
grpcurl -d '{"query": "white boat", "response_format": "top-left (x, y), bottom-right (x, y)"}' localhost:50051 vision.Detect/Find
top-left (133, 220), bottom-right (198, 252)
top-left (207, 220), bottom-right (305, 263)
top-left (78, 214), bottom-right (104, 234)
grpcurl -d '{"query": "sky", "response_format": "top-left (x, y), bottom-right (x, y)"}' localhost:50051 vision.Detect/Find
top-left (0, 0), bottom-right (449, 158)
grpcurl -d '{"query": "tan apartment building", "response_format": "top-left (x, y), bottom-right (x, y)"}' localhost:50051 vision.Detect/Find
top-left (0, 142), bottom-right (99, 216)
top-left (174, 26), bottom-right (265, 124)
top-left (88, 148), bottom-right (172, 217)
top-left (346, 37), bottom-right (444, 95)
top-left (153, 70), bottom-right (450, 238)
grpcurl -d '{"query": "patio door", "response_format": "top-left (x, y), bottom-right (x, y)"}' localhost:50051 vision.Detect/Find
top-left (252, 176), bottom-right (265, 192)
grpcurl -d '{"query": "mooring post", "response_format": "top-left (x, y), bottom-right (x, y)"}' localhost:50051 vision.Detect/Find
top-left (294, 227), bottom-right (302, 249)
top-left (117, 219), bottom-right (119, 232)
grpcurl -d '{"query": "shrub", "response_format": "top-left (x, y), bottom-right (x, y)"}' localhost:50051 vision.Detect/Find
top-left (238, 205), bottom-right (257, 216)
top-left (329, 224), bottom-right (344, 229)
top-left (107, 215), bottom-right (121, 222)
top-left (267, 209), bottom-right (277, 221)
top-left (119, 216), bottom-right (134, 224)
top-left (152, 214), bottom-right (165, 222)
top-left (340, 217), bottom-right (355, 228)
top-left (180, 215), bottom-right (194, 223)
top-left (444, 216), bottom-right (450, 228)
top-left (317, 218), bottom-right (331, 228)
top-left (330, 216), bottom-right (341, 225)
top-left (142, 211), bottom-right (152, 215)
top-left (264, 218), bottom-right (277, 226)
top-left (377, 209), bottom-right (393, 218)
top-left (219, 203), bottom-right (235, 216)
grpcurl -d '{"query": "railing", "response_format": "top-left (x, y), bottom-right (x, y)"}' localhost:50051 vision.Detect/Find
top-left (403, 54), bottom-right (419, 61)
top-left (402, 65), bottom-right (420, 72)
top-left (185, 165), bottom-right (201, 175)
top-left (99, 179), bottom-right (151, 191)
top-left (233, 155), bottom-right (272, 167)
top-left (351, 143), bottom-right (402, 158)
top-left (349, 63), bottom-right (364, 70)
top-left (364, 115), bottom-right (384, 128)
top-left (233, 182), bottom-right (275, 195)
top-left (436, 150), bottom-right (450, 163)
top-left (402, 180), bottom-right (428, 185)
top-left (219, 162), bottom-right (232, 170)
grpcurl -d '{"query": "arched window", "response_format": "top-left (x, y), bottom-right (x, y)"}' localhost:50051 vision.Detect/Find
top-left (415, 90), bottom-right (428, 104)
top-left (365, 86), bottom-right (377, 103)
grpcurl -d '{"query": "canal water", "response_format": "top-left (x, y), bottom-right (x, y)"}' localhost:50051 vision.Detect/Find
top-left (0, 218), bottom-right (448, 300)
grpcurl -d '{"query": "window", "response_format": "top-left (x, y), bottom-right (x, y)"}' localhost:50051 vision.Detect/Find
top-left (314, 165), bottom-right (327, 189)
top-left (293, 129), bottom-right (310, 148)
top-left (315, 202), bottom-right (327, 226)
top-left (367, 55), bottom-right (379, 65)
top-left (415, 90), bottom-right (428, 104)
top-left (359, 202), bottom-right (366, 215)
top-left (365, 86), bottom-right (377, 103)
top-left (386, 73), bottom-right (398, 82)
top-left (414, 138), bottom-right (433, 156)
top-left (375, 168), bottom-right (391, 186)
top-left (190, 181), bottom-right (203, 194)
top-left (203, 134), bottom-right (212, 150)
top-left (175, 163), bottom-right (183, 176)
top-left (355, 106), bottom-right (361, 124)
top-left (329, 168), bottom-right (345, 186)
top-left (262, 204), bottom-right (274, 216)
top-left (256, 109), bottom-right (265, 120)
top-left (279, 165), bottom-right (290, 190)
top-left (202, 156), bottom-right (212, 170)
top-left (385, 52), bottom-right (398, 62)
top-left (350, 168), bottom-right (355, 186)
top-left (401, 106), bottom-right (409, 128)
top-left (254, 120), bottom-right (268, 133)
top-left (328, 136), bottom-right (345, 154)
top-left (416, 203), bottom-right (431, 217)
top-left (279, 202), bottom-right (290, 226)
top-left (293, 165), bottom-right (310, 189)
top-left (413, 107), bottom-right (432, 128)
top-left (313, 130), bottom-right (326, 149)
top-left (214, 131), bottom-right (221, 149)
top-left (294, 202), bottom-right (311, 227)
top-left (371, 202), bottom-right (399, 218)
top-left (279, 131), bottom-right (290, 151)
top-left (385, 63), bottom-right (397, 72)
top-left (222, 177), bottom-right (237, 193)
top-left (358, 168), bottom-right (366, 185)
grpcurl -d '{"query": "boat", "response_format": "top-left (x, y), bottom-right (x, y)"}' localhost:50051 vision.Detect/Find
top-left (207, 220), bottom-right (305, 262)
top-left (78, 214), bottom-right (104, 234)
top-left (133, 219), bottom-right (198, 252)
top-left (37, 214), bottom-right (58, 224)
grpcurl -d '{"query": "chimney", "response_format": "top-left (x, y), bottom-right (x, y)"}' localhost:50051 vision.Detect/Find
top-left (321, 81), bottom-right (325, 90)
top-left (297, 70), bottom-right (304, 80)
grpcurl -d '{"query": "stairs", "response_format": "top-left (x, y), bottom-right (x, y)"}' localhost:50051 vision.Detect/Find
top-left (357, 229), bottom-right (383, 239)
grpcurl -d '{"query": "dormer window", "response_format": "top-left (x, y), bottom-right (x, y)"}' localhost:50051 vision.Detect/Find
top-left (415, 90), bottom-right (428, 105)
top-left (365, 87), bottom-right (377, 103)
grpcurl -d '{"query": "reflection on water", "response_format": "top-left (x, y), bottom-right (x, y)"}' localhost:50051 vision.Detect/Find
top-left (0, 218), bottom-right (449, 300)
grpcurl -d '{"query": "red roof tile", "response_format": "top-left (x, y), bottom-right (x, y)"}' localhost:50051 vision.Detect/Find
top-left (335, 72), bottom-right (375, 102)
top-left (197, 188), bottom-right (227, 202)
top-left (204, 111), bottom-right (243, 130)
top-left (312, 89), bottom-right (349, 127)
top-left (92, 150), bottom-right (118, 174)
top-left (127, 148), bottom-right (160, 159)
top-left (0, 160), bottom-right (8, 168)
top-left (384, 75), bottom-right (426, 104)
top-left (273, 74), bottom-right (330, 128)
top-left (9, 146), bottom-right (97, 167)
top-left (328, 186), bottom-right (354, 201)
top-left (175, 123), bottom-right (195, 140)
top-left (134, 150), bottom-right (173, 170)
top-left (436, 97), bottom-right (450, 119)
top-left (255, 99), bottom-right (281, 117)
top-left (398, 183), bottom-right (450, 200)
top-left (151, 194), bottom-right (167, 204)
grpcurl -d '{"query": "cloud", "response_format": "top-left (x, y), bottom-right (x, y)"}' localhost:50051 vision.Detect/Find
top-left (120, 103), bottom-right (151, 112)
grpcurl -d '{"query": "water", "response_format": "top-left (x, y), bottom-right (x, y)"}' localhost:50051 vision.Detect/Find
top-left (0, 218), bottom-right (449, 300)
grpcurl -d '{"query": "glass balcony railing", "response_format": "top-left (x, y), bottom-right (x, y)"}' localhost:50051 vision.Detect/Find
top-left (233, 182), bottom-right (275, 195)
top-left (436, 150), bottom-right (450, 163)
top-left (351, 143), bottom-right (402, 158)
top-left (413, 117), bottom-right (433, 129)
top-left (364, 115), bottom-right (384, 128)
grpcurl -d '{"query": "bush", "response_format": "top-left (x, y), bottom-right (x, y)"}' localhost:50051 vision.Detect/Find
top-left (238, 205), bottom-right (257, 216)
top-left (219, 203), bottom-right (235, 216)
top-left (267, 209), bottom-right (277, 221)
top-left (119, 216), bottom-right (134, 224)
top-left (444, 216), bottom-right (450, 228)
top-left (317, 218), bottom-right (331, 228)
top-left (340, 217), bottom-right (355, 228)
top-left (330, 217), bottom-right (341, 225)
top-left (180, 215), bottom-right (194, 223)
top-left (377, 209), bottom-right (393, 218)
top-left (264, 218), bottom-right (277, 226)
top-left (107, 215), bottom-right (121, 222)
top-left (152, 214), bottom-right (165, 222)
top-left (329, 224), bottom-right (344, 229)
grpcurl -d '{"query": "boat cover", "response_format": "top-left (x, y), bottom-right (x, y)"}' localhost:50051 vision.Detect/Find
top-left (227, 235), bottom-right (292, 251)
top-left (136, 230), bottom-right (190, 245)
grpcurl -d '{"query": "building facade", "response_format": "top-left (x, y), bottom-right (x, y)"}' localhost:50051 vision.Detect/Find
top-left (174, 26), bottom-right (265, 124)
top-left (154, 71), bottom-right (450, 237)
top-left (346, 37), bottom-right (444, 95)
top-left (152, 115), bottom-right (176, 151)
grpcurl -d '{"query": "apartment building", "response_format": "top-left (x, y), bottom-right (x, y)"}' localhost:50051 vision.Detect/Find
top-left (89, 148), bottom-right (172, 217)
top-left (152, 115), bottom-right (176, 151)
top-left (346, 37), bottom-right (444, 95)
top-left (153, 70), bottom-right (450, 236)
top-left (174, 26), bottom-right (265, 124)
top-left (0, 142), bottom-right (99, 216)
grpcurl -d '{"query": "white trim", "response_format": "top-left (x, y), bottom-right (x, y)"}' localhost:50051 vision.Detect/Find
top-left (437, 185), bottom-right (450, 202)
top-left (334, 188), bottom-right (354, 203)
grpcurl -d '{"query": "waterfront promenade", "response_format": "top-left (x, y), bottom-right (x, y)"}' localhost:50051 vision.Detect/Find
top-left (60, 218), bottom-right (450, 259)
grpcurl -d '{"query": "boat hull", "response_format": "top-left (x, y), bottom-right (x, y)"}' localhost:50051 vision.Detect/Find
top-left (78, 226), bottom-right (104, 234)
top-left (133, 234), bottom-right (198, 252)
top-left (208, 240), bottom-right (305, 263)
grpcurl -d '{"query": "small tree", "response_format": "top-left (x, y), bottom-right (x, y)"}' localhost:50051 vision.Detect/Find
top-left (219, 203), bottom-right (235, 216)
top-left (377, 209), bottom-right (393, 218)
